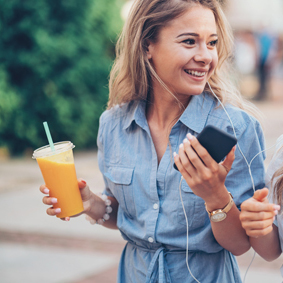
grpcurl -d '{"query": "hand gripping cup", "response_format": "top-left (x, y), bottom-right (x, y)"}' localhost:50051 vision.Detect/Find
top-left (32, 141), bottom-right (84, 218)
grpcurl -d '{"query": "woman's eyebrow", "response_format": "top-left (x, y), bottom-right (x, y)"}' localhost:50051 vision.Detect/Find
top-left (177, 32), bottom-right (218, 38)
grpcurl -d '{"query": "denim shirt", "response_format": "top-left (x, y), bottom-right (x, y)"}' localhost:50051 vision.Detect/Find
top-left (97, 92), bottom-right (265, 283)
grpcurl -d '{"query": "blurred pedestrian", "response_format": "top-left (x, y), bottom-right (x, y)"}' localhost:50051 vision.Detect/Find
top-left (269, 34), bottom-right (283, 101)
top-left (254, 29), bottom-right (277, 100)
top-left (234, 30), bottom-right (257, 76)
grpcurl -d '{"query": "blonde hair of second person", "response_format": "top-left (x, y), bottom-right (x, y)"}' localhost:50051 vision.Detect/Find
top-left (240, 166), bottom-right (282, 261)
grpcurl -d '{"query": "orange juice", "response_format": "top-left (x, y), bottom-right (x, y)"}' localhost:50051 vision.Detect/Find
top-left (33, 141), bottom-right (83, 218)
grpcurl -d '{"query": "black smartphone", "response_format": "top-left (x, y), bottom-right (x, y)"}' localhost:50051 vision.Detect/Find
top-left (173, 125), bottom-right (237, 171)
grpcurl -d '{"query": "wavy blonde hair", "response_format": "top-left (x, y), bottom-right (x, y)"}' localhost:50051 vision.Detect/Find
top-left (272, 168), bottom-right (283, 208)
top-left (108, 0), bottom-right (260, 119)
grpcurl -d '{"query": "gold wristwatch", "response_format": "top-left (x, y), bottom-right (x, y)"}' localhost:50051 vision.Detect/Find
top-left (205, 192), bottom-right (234, 222)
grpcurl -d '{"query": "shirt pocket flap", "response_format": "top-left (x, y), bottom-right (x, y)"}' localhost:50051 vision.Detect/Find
top-left (104, 166), bottom-right (134, 185)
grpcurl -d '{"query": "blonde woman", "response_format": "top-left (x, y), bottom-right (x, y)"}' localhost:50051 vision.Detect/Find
top-left (40, 0), bottom-right (266, 282)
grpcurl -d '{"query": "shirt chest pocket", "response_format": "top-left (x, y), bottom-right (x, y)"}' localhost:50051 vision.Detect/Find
top-left (178, 182), bottom-right (207, 230)
top-left (104, 166), bottom-right (136, 219)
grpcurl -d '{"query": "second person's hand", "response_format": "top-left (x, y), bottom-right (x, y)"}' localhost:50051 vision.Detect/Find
top-left (240, 188), bottom-right (280, 238)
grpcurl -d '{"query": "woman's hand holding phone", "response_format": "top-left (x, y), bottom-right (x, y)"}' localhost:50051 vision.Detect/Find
top-left (174, 132), bottom-right (236, 205)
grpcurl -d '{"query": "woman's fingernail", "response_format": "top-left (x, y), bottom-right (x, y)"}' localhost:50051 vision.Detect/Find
top-left (55, 208), bottom-right (61, 213)
top-left (179, 143), bottom-right (184, 148)
top-left (81, 179), bottom-right (86, 185)
top-left (187, 133), bottom-right (194, 141)
top-left (43, 188), bottom-right (49, 194)
top-left (173, 152), bottom-right (177, 157)
top-left (51, 198), bottom-right (58, 204)
top-left (183, 138), bottom-right (189, 144)
top-left (274, 205), bottom-right (280, 210)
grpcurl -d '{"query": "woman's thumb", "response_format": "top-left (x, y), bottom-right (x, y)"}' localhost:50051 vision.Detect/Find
top-left (78, 179), bottom-right (87, 189)
top-left (221, 146), bottom-right (236, 173)
top-left (78, 179), bottom-right (91, 201)
top-left (253, 188), bottom-right (269, 202)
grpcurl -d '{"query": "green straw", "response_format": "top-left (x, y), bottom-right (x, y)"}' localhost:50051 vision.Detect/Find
top-left (43, 121), bottom-right (55, 152)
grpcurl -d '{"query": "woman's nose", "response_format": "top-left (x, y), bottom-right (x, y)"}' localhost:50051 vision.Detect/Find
top-left (194, 45), bottom-right (212, 65)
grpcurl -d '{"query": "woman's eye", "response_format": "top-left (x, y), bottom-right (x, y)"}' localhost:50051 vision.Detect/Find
top-left (209, 39), bottom-right (218, 47)
top-left (183, 38), bottom-right (195, 45)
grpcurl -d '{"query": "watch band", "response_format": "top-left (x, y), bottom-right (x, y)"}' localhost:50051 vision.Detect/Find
top-left (205, 192), bottom-right (234, 222)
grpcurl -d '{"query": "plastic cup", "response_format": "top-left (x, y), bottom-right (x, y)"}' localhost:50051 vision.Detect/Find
top-left (32, 141), bottom-right (84, 218)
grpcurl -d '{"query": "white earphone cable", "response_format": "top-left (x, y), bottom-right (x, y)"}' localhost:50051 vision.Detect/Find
top-left (180, 82), bottom-right (276, 283)
top-left (179, 176), bottom-right (201, 283)
top-left (207, 82), bottom-right (277, 282)
top-left (207, 83), bottom-right (256, 191)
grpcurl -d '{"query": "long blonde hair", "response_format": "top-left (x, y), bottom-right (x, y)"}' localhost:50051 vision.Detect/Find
top-left (271, 168), bottom-right (283, 208)
top-left (108, 0), bottom-right (260, 119)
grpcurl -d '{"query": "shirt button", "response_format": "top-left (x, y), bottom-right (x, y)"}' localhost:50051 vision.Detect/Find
top-left (153, 203), bottom-right (159, 210)
top-left (148, 237), bottom-right (154, 243)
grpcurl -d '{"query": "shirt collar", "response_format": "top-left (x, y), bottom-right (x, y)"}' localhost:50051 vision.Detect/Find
top-left (123, 93), bottom-right (215, 134)
top-left (179, 92), bottom-right (215, 134)
top-left (123, 100), bottom-right (147, 130)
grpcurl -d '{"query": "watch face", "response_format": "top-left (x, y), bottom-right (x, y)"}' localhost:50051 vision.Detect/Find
top-left (211, 211), bottom-right (227, 222)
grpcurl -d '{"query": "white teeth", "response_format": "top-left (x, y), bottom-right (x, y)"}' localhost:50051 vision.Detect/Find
top-left (185, 70), bottom-right (205, 77)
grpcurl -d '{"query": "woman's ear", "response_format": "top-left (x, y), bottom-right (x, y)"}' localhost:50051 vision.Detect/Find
top-left (146, 40), bottom-right (153, 60)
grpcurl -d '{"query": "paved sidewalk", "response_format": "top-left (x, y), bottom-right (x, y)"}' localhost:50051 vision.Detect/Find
top-left (0, 100), bottom-right (282, 283)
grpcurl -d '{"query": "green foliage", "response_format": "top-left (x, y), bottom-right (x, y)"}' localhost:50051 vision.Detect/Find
top-left (0, 0), bottom-right (124, 155)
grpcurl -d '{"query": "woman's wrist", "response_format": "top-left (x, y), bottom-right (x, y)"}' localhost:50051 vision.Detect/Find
top-left (83, 192), bottom-right (103, 216)
top-left (204, 187), bottom-right (231, 212)
top-left (85, 193), bottom-right (113, 225)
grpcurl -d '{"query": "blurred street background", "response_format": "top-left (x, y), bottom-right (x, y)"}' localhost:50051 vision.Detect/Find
top-left (0, 0), bottom-right (283, 282)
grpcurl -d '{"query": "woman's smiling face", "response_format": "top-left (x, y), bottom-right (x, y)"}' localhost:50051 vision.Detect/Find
top-left (147, 4), bottom-right (218, 98)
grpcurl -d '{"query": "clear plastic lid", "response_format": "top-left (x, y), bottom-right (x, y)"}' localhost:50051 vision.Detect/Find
top-left (32, 141), bottom-right (75, 159)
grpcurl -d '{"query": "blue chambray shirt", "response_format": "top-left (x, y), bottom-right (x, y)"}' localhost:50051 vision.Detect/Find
top-left (97, 92), bottom-right (265, 283)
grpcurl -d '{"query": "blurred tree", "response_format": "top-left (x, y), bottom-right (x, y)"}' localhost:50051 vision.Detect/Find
top-left (0, 0), bottom-right (123, 155)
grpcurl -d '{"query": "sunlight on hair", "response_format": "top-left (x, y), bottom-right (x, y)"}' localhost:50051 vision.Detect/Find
top-left (121, 0), bottom-right (134, 21)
